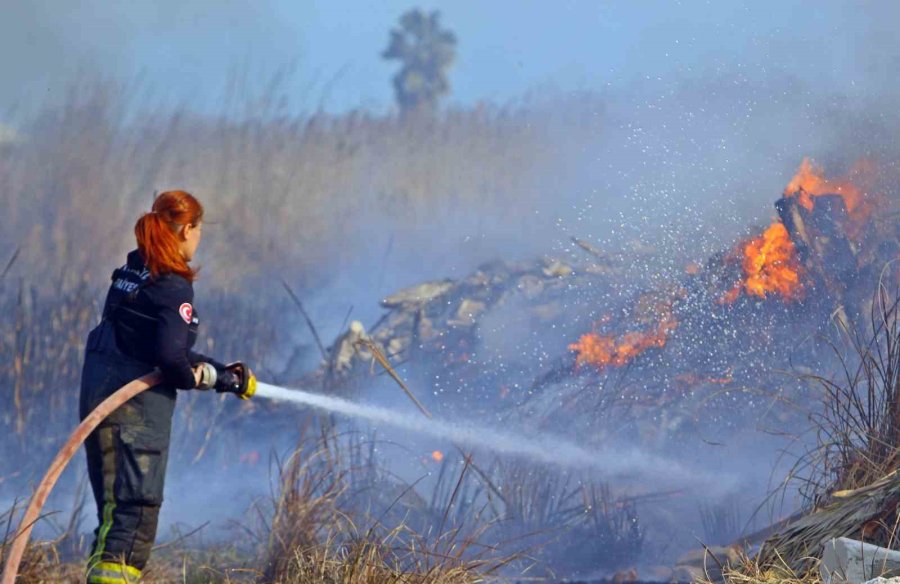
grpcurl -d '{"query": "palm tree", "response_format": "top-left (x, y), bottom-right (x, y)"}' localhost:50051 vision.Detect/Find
top-left (382, 9), bottom-right (457, 114)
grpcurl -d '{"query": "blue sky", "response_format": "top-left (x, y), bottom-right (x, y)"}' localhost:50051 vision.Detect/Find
top-left (0, 1), bottom-right (895, 115)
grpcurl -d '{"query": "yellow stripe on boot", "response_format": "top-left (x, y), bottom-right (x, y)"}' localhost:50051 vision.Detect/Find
top-left (86, 560), bottom-right (142, 583)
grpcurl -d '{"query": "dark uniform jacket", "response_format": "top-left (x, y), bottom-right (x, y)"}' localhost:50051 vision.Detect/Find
top-left (79, 249), bottom-right (222, 508)
top-left (86, 248), bottom-right (222, 390)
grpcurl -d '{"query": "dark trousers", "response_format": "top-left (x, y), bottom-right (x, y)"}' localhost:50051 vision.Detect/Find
top-left (83, 425), bottom-right (163, 571)
top-left (80, 323), bottom-right (176, 572)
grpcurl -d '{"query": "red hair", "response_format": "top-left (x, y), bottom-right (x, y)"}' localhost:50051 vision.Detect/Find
top-left (134, 190), bottom-right (204, 282)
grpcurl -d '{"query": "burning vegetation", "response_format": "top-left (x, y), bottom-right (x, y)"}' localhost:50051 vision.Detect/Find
top-left (717, 158), bottom-right (880, 306)
top-left (723, 221), bottom-right (804, 303)
top-left (569, 298), bottom-right (679, 372)
top-left (784, 157), bottom-right (877, 228)
top-left (567, 158), bottom-right (885, 375)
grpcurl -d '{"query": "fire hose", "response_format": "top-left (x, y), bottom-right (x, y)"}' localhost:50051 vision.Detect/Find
top-left (1, 364), bottom-right (255, 584)
top-left (1, 373), bottom-right (159, 584)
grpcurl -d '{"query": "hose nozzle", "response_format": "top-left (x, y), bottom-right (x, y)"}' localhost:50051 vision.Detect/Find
top-left (215, 362), bottom-right (256, 399)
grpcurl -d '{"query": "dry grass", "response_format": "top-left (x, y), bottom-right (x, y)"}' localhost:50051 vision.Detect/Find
top-left (0, 81), bottom-right (601, 290)
top-left (692, 531), bottom-right (821, 584)
top-left (721, 286), bottom-right (900, 580)
top-left (484, 460), bottom-right (642, 577)
top-left (799, 287), bottom-right (900, 501)
top-left (700, 496), bottom-right (744, 545)
top-left (713, 551), bottom-right (821, 584)
top-left (255, 430), bottom-right (521, 583)
top-left (0, 494), bottom-right (90, 583)
top-left (270, 534), bottom-right (490, 584)
top-left (1, 429), bottom-right (523, 582)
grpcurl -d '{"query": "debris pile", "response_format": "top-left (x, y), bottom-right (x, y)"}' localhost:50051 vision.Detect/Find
top-left (314, 159), bottom-right (898, 437)
top-left (320, 255), bottom-right (617, 398)
top-left (758, 472), bottom-right (900, 575)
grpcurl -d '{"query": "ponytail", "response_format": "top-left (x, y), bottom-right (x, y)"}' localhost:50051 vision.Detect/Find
top-left (134, 191), bottom-right (204, 281)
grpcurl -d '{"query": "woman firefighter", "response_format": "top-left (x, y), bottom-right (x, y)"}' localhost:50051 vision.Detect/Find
top-left (79, 191), bottom-right (255, 583)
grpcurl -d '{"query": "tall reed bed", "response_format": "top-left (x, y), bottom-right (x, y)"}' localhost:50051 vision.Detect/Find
top-left (0, 82), bottom-right (604, 480)
top-left (0, 83), bottom-right (611, 581)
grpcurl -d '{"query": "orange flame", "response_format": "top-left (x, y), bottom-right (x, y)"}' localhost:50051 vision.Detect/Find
top-left (784, 157), bottom-right (875, 224)
top-left (569, 311), bottom-right (677, 371)
top-left (431, 450), bottom-right (444, 462)
top-left (725, 158), bottom-right (877, 303)
top-left (725, 221), bottom-right (803, 303)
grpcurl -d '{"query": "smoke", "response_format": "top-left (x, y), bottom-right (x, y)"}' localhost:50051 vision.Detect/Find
top-left (0, 0), bottom-right (294, 115)
top-left (6, 0), bottom-right (900, 574)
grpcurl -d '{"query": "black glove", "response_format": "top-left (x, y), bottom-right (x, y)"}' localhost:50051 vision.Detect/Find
top-left (214, 362), bottom-right (257, 400)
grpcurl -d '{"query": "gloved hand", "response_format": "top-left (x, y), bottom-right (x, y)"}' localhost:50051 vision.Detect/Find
top-left (214, 362), bottom-right (257, 400)
top-left (193, 362), bottom-right (218, 390)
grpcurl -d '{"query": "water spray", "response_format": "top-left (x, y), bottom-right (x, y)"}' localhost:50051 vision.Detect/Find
top-left (1, 371), bottom-right (703, 582)
top-left (255, 381), bottom-right (692, 478)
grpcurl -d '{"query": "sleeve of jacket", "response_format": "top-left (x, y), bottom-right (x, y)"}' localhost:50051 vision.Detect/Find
top-left (150, 277), bottom-right (198, 389)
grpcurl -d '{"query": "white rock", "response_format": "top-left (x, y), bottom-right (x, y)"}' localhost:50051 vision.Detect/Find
top-left (821, 538), bottom-right (900, 584)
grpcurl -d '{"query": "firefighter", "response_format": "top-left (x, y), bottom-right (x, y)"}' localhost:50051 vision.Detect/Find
top-left (79, 190), bottom-right (255, 583)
